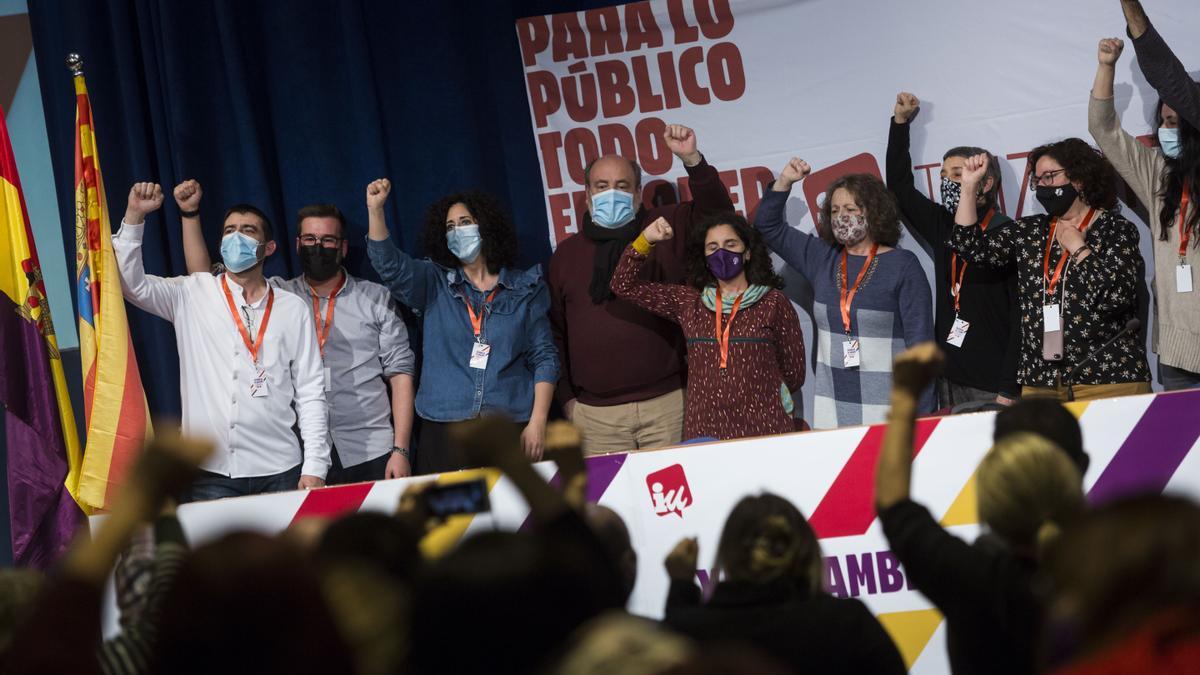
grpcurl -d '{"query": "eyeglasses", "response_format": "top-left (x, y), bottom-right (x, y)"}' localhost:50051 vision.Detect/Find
top-left (1030, 169), bottom-right (1068, 189)
top-left (299, 234), bottom-right (343, 248)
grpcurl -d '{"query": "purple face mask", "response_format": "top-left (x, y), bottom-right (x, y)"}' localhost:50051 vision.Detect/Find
top-left (706, 247), bottom-right (745, 281)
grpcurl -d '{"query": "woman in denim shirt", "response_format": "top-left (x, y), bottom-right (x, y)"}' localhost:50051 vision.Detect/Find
top-left (364, 179), bottom-right (558, 475)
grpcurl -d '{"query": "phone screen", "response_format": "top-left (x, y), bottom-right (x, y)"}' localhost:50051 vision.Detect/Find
top-left (424, 479), bottom-right (491, 517)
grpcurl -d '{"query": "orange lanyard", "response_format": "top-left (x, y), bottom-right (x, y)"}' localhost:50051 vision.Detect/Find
top-left (1179, 181), bottom-right (1192, 262)
top-left (950, 209), bottom-right (994, 313)
top-left (1043, 209), bottom-right (1096, 297)
top-left (464, 289), bottom-right (499, 340)
top-left (221, 275), bottom-right (274, 364)
top-left (713, 286), bottom-right (745, 370)
top-left (840, 243), bottom-right (879, 334)
top-left (308, 273), bottom-right (347, 360)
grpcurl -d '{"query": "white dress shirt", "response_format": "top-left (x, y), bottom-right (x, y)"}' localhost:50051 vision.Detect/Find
top-left (272, 272), bottom-right (414, 467)
top-left (112, 221), bottom-right (331, 478)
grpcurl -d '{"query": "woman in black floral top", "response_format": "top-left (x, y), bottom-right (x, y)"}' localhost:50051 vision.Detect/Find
top-left (949, 138), bottom-right (1151, 401)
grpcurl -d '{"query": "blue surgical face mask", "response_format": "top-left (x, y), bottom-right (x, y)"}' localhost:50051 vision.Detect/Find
top-left (590, 188), bottom-right (636, 229)
top-left (1159, 127), bottom-right (1182, 159)
top-left (220, 231), bottom-right (264, 273)
top-left (447, 224), bottom-right (482, 263)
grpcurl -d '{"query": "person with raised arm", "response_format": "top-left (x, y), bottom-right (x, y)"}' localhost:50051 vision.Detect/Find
top-left (886, 92), bottom-right (1020, 408)
top-left (112, 182), bottom-right (330, 499)
top-left (949, 144), bottom-right (1151, 401)
top-left (174, 180), bottom-right (418, 482)
top-left (876, 343), bottom-right (1085, 675)
top-left (609, 212), bottom-right (805, 441)
top-left (755, 158), bottom-right (934, 428)
top-left (365, 180), bottom-right (557, 474)
top-left (1089, 37), bottom-right (1200, 390)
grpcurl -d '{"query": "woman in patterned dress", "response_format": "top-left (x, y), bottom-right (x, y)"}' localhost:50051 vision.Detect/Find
top-left (609, 212), bottom-right (805, 441)
top-left (950, 140), bottom-right (1151, 401)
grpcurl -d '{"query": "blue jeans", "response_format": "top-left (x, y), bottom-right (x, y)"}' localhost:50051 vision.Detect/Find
top-left (1159, 362), bottom-right (1200, 391)
top-left (182, 464), bottom-right (302, 503)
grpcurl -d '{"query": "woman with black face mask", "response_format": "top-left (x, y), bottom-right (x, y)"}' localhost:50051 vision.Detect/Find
top-left (950, 139), bottom-right (1151, 401)
top-left (608, 212), bottom-right (804, 441)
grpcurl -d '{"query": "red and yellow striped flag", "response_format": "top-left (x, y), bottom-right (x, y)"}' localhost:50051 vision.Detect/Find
top-left (72, 63), bottom-right (151, 511)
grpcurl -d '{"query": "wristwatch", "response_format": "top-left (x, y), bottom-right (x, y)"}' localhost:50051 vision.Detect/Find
top-left (391, 446), bottom-right (410, 460)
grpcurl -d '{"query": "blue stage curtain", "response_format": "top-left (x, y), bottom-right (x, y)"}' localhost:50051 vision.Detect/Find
top-left (27, 0), bottom-right (614, 416)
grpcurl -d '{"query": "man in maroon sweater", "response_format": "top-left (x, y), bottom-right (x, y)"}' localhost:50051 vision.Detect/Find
top-left (549, 124), bottom-right (734, 455)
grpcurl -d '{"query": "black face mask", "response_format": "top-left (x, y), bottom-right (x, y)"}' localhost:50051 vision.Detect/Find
top-left (298, 244), bottom-right (342, 282)
top-left (1035, 183), bottom-right (1079, 218)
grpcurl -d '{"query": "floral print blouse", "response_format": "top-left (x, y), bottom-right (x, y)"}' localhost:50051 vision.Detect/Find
top-left (949, 210), bottom-right (1150, 387)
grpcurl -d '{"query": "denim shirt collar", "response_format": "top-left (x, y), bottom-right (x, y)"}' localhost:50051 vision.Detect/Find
top-left (443, 264), bottom-right (542, 299)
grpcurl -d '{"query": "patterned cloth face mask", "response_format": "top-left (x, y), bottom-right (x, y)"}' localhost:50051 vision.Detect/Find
top-left (830, 213), bottom-right (868, 246)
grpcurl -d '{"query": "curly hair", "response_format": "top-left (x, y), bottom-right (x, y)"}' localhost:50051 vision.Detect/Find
top-left (817, 174), bottom-right (903, 247)
top-left (687, 212), bottom-right (784, 290)
top-left (422, 191), bottom-right (519, 273)
top-left (1028, 138), bottom-right (1119, 211)
top-left (1155, 99), bottom-right (1200, 247)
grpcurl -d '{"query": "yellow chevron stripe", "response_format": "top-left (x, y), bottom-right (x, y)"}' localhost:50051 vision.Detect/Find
top-left (877, 608), bottom-right (943, 669)
top-left (419, 468), bottom-right (502, 558)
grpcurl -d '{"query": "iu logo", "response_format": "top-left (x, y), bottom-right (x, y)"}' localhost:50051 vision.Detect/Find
top-left (647, 464), bottom-right (692, 518)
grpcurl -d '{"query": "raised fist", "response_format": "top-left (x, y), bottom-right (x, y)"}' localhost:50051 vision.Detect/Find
top-left (642, 216), bottom-right (674, 244)
top-left (366, 178), bottom-right (391, 210)
top-left (776, 157), bottom-right (812, 189)
top-left (960, 153), bottom-right (990, 186)
top-left (892, 342), bottom-right (944, 397)
top-left (894, 92), bottom-right (920, 124)
top-left (663, 124), bottom-right (700, 166)
top-left (173, 179), bottom-right (202, 213)
top-left (664, 537), bottom-right (699, 582)
top-left (126, 182), bottom-right (164, 222)
top-left (1098, 37), bottom-right (1124, 66)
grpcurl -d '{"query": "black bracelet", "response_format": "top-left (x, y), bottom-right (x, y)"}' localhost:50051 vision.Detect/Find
top-left (180, 208), bottom-right (200, 218)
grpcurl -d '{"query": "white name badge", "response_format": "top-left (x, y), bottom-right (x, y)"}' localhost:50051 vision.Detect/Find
top-left (842, 339), bottom-right (861, 368)
top-left (946, 317), bottom-right (970, 348)
top-left (250, 367), bottom-right (270, 398)
top-left (469, 342), bottom-right (492, 370)
top-left (323, 366), bottom-right (332, 392)
top-left (1042, 304), bottom-right (1062, 333)
top-left (1178, 264), bottom-right (1194, 293)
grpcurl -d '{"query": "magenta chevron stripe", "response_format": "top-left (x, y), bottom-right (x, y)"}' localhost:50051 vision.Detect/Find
top-left (1087, 390), bottom-right (1200, 505)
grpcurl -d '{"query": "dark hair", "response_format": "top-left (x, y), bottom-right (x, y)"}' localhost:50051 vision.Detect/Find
top-left (296, 203), bottom-right (346, 238)
top-left (818, 174), bottom-right (903, 247)
top-left (1155, 98), bottom-right (1200, 247)
top-left (1045, 494), bottom-right (1200, 656)
top-left (714, 493), bottom-right (823, 595)
top-left (584, 155), bottom-right (643, 189)
top-left (315, 512), bottom-right (422, 584)
top-left (687, 212), bottom-right (784, 290)
top-left (994, 398), bottom-right (1089, 476)
top-left (944, 146), bottom-right (1004, 212)
top-left (422, 191), bottom-right (518, 274)
top-left (223, 203), bottom-right (274, 240)
top-left (1028, 138), bottom-right (1119, 211)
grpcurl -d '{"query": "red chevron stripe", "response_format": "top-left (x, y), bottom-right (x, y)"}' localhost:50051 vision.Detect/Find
top-left (289, 482), bottom-right (374, 524)
top-left (808, 417), bottom-right (941, 539)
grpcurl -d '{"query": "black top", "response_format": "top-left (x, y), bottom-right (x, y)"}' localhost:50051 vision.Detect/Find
top-left (886, 119), bottom-right (1020, 397)
top-left (880, 499), bottom-right (1040, 675)
top-left (1130, 21), bottom-right (1200, 129)
top-left (950, 209), bottom-right (1151, 387)
top-left (664, 577), bottom-right (906, 675)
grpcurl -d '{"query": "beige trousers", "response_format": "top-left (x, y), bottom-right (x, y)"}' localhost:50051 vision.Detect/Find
top-left (572, 389), bottom-right (685, 457)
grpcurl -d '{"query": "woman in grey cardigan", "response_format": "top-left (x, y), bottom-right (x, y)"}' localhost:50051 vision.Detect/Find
top-left (1089, 37), bottom-right (1200, 390)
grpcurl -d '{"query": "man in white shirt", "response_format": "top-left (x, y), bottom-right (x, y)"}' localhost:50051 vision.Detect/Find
top-left (174, 181), bottom-right (417, 483)
top-left (113, 182), bottom-right (330, 501)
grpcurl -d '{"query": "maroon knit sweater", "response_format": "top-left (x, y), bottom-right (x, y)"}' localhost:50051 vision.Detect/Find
top-left (611, 246), bottom-right (805, 441)
top-left (548, 158), bottom-right (735, 407)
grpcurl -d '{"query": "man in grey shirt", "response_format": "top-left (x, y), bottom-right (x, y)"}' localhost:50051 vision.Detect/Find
top-left (176, 181), bottom-right (416, 482)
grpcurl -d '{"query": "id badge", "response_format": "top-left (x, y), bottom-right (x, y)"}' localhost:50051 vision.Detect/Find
top-left (251, 367), bottom-right (270, 398)
top-left (469, 341), bottom-right (491, 370)
top-left (946, 316), bottom-right (970, 348)
top-left (1042, 304), bottom-right (1061, 333)
top-left (1178, 264), bottom-right (1194, 293)
top-left (323, 366), bottom-right (332, 393)
top-left (1042, 329), bottom-right (1064, 361)
top-left (842, 339), bottom-right (861, 368)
